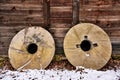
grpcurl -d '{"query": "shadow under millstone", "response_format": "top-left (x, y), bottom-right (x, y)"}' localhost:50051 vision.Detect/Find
top-left (46, 60), bottom-right (76, 70)
top-left (0, 56), bottom-right (120, 71)
top-left (100, 58), bottom-right (120, 71)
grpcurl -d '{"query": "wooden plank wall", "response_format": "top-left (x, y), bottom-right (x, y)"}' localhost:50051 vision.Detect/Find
top-left (50, 0), bottom-right (120, 54)
top-left (0, 0), bottom-right (44, 55)
top-left (50, 0), bottom-right (73, 54)
top-left (0, 0), bottom-right (120, 55)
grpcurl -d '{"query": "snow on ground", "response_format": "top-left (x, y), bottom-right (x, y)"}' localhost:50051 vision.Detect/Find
top-left (0, 67), bottom-right (120, 80)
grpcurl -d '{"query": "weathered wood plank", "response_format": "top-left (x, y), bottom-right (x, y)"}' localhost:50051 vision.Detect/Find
top-left (0, 3), bottom-right (43, 10)
top-left (0, 27), bottom-right (24, 34)
top-left (80, 16), bottom-right (120, 21)
top-left (51, 7), bottom-right (72, 18)
top-left (0, 47), bottom-right (9, 55)
top-left (80, 20), bottom-right (120, 28)
top-left (80, 0), bottom-right (120, 6)
top-left (72, 0), bottom-right (80, 25)
top-left (54, 38), bottom-right (64, 48)
top-left (43, 0), bottom-right (50, 28)
top-left (0, 14), bottom-right (43, 20)
top-left (111, 38), bottom-right (120, 44)
top-left (50, 23), bottom-right (72, 28)
top-left (0, 10), bottom-right (43, 17)
top-left (0, 32), bottom-right (16, 37)
top-left (0, 37), bottom-right (12, 47)
top-left (50, 0), bottom-right (72, 6)
top-left (81, 4), bottom-right (120, 10)
top-left (0, 0), bottom-right (43, 4)
top-left (112, 43), bottom-right (120, 54)
top-left (51, 7), bottom-right (72, 12)
top-left (80, 11), bottom-right (120, 17)
top-left (51, 12), bottom-right (72, 18)
top-left (49, 28), bottom-right (69, 38)
top-left (51, 18), bottom-right (72, 23)
top-left (0, 15), bottom-right (44, 26)
top-left (0, 23), bottom-right (44, 26)
top-left (55, 47), bottom-right (64, 54)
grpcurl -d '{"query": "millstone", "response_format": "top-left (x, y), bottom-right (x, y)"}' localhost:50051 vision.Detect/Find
top-left (64, 23), bottom-right (112, 69)
top-left (8, 27), bottom-right (55, 70)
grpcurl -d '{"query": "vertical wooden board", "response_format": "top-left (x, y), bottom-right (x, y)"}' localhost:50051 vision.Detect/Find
top-left (43, 0), bottom-right (50, 28)
top-left (72, 0), bottom-right (80, 25)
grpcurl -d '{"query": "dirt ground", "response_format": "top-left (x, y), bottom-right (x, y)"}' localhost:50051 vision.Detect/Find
top-left (0, 55), bottom-right (120, 71)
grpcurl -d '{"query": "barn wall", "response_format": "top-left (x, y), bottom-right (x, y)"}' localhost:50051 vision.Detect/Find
top-left (0, 0), bottom-right (44, 55)
top-left (0, 0), bottom-right (120, 55)
top-left (50, 0), bottom-right (72, 54)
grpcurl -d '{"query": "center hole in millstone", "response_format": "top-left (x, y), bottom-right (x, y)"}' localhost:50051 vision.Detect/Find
top-left (27, 43), bottom-right (38, 54)
top-left (80, 40), bottom-right (91, 51)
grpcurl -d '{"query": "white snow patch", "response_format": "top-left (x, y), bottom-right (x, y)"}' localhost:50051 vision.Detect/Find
top-left (0, 68), bottom-right (120, 80)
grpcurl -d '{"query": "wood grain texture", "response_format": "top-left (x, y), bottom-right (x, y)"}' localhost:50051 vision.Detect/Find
top-left (0, 0), bottom-right (120, 55)
top-left (50, 0), bottom-right (72, 6)
top-left (0, 0), bottom-right (43, 4)
top-left (72, 0), bottom-right (80, 25)
top-left (43, 0), bottom-right (50, 28)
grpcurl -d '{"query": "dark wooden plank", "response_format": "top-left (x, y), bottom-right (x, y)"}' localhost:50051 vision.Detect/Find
top-left (0, 37), bottom-right (12, 47)
top-left (80, 20), bottom-right (120, 28)
top-left (51, 12), bottom-right (72, 18)
top-left (80, 5), bottom-right (120, 11)
top-left (0, 14), bottom-right (43, 20)
top-left (55, 47), bottom-right (64, 54)
top-left (0, 22), bottom-right (44, 26)
top-left (0, 47), bottom-right (9, 55)
top-left (72, 0), bottom-right (80, 25)
top-left (50, 0), bottom-right (72, 6)
top-left (54, 38), bottom-right (64, 48)
top-left (79, 16), bottom-right (120, 24)
top-left (0, 10), bottom-right (43, 16)
top-left (51, 6), bottom-right (72, 18)
top-left (0, 0), bottom-right (43, 4)
top-left (80, 0), bottom-right (120, 6)
top-left (51, 7), bottom-right (72, 12)
top-left (112, 43), bottom-right (120, 54)
top-left (0, 3), bottom-right (43, 10)
top-left (49, 28), bottom-right (69, 38)
top-left (80, 10), bottom-right (120, 17)
top-left (51, 18), bottom-right (72, 23)
top-left (50, 23), bottom-right (72, 28)
top-left (0, 26), bottom-right (24, 33)
top-left (0, 32), bottom-right (16, 37)
top-left (43, 0), bottom-right (50, 28)
top-left (0, 15), bottom-right (44, 26)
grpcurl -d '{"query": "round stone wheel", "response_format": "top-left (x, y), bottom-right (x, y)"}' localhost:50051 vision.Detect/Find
top-left (64, 23), bottom-right (112, 69)
top-left (8, 27), bottom-right (55, 70)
